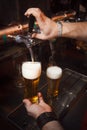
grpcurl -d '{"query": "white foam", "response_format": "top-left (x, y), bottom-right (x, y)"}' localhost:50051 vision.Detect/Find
top-left (22, 62), bottom-right (41, 79)
top-left (46, 66), bottom-right (62, 79)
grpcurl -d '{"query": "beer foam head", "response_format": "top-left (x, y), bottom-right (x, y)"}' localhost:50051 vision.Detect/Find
top-left (22, 61), bottom-right (41, 79)
top-left (46, 66), bottom-right (62, 79)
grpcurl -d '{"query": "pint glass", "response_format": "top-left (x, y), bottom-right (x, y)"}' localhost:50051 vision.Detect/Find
top-left (46, 66), bottom-right (62, 105)
top-left (22, 61), bottom-right (41, 103)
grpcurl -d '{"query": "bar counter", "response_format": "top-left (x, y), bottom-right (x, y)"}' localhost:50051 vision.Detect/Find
top-left (0, 38), bottom-right (87, 130)
top-left (0, 68), bottom-right (87, 130)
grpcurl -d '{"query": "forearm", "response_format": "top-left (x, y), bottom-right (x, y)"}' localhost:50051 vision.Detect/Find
top-left (42, 120), bottom-right (64, 130)
top-left (62, 22), bottom-right (87, 41)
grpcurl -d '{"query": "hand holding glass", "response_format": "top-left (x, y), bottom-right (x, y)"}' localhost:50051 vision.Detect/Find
top-left (22, 61), bottom-right (41, 103)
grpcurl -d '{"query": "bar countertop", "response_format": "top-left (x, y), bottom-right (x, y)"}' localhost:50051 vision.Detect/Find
top-left (0, 68), bottom-right (87, 130)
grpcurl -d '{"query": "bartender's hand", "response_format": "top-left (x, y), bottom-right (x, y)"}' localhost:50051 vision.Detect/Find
top-left (24, 8), bottom-right (58, 40)
top-left (23, 92), bottom-right (52, 119)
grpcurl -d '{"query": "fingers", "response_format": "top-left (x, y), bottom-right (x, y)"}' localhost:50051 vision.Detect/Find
top-left (38, 92), bottom-right (45, 104)
top-left (23, 92), bottom-right (44, 106)
top-left (24, 8), bottom-right (46, 25)
top-left (24, 8), bottom-right (41, 19)
top-left (38, 92), bottom-right (52, 112)
top-left (23, 99), bottom-right (32, 110)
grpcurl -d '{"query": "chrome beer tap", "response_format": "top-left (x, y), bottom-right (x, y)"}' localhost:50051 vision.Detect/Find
top-left (8, 33), bottom-right (35, 62)
top-left (8, 15), bottom-right (36, 62)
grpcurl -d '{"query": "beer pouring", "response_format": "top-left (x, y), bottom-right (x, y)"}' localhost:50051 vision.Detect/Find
top-left (7, 15), bottom-right (38, 90)
top-left (7, 11), bottom-right (76, 102)
top-left (8, 15), bottom-right (42, 103)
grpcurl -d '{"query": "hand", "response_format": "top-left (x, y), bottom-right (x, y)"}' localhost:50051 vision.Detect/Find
top-left (23, 92), bottom-right (52, 119)
top-left (24, 8), bottom-right (58, 40)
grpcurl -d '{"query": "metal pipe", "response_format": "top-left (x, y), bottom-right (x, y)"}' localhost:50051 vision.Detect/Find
top-left (0, 11), bottom-right (76, 43)
top-left (0, 24), bottom-right (28, 37)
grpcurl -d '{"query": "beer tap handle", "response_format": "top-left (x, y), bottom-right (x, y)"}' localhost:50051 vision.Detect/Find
top-left (28, 14), bottom-right (35, 33)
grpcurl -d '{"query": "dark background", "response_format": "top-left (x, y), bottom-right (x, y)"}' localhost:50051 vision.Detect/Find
top-left (0, 0), bottom-right (51, 27)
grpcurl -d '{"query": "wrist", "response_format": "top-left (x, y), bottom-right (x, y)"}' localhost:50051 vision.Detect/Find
top-left (36, 112), bottom-right (58, 129)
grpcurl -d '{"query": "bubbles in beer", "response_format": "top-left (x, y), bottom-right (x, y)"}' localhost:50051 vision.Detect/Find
top-left (46, 66), bottom-right (62, 106)
top-left (22, 62), bottom-right (41, 79)
top-left (46, 66), bottom-right (62, 79)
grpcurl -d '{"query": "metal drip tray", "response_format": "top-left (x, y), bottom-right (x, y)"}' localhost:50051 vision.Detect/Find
top-left (7, 68), bottom-right (87, 130)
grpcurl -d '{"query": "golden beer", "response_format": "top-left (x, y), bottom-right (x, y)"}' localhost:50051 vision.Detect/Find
top-left (46, 66), bottom-right (62, 105)
top-left (22, 61), bottom-right (41, 103)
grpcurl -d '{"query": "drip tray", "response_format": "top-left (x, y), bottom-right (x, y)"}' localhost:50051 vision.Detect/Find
top-left (7, 68), bottom-right (87, 130)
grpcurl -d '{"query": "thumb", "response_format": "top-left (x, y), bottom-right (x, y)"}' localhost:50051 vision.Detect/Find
top-left (38, 92), bottom-right (44, 103)
top-left (23, 99), bottom-right (32, 109)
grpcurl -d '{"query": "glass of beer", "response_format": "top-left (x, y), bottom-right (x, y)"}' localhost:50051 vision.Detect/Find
top-left (22, 61), bottom-right (41, 103)
top-left (46, 66), bottom-right (62, 106)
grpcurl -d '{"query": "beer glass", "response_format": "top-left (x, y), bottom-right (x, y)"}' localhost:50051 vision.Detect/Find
top-left (46, 66), bottom-right (62, 106)
top-left (15, 63), bottom-right (25, 88)
top-left (22, 61), bottom-right (41, 103)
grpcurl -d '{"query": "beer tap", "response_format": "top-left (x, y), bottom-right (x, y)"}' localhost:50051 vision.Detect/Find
top-left (8, 15), bottom-right (36, 62)
top-left (8, 33), bottom-right (34, 47)
top-left (8, 34), bottom-right (35, 62)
